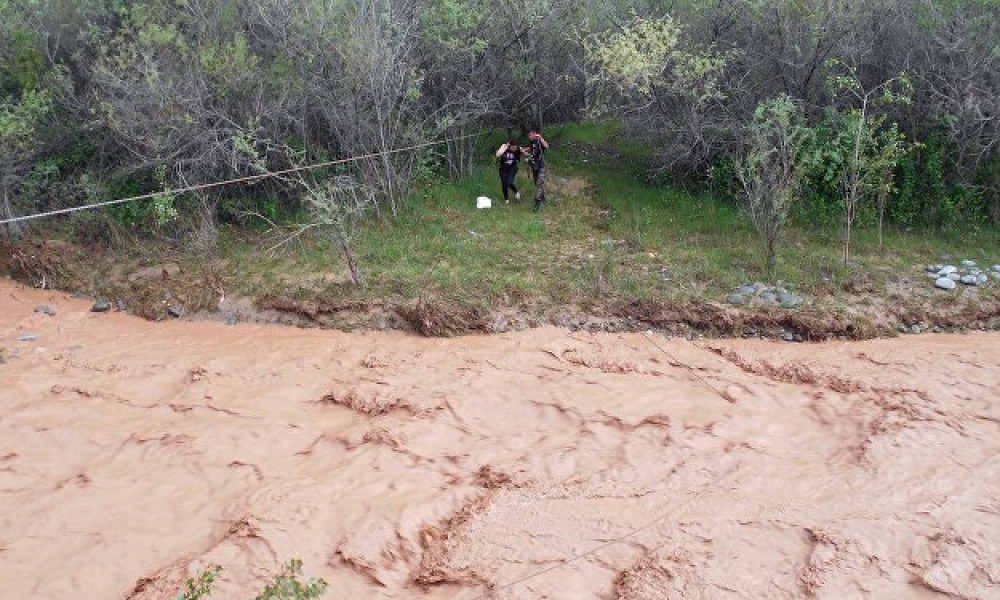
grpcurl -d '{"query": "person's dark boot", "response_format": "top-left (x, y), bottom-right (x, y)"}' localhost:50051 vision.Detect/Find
top-left (533, 200), bottom-right (543, 212)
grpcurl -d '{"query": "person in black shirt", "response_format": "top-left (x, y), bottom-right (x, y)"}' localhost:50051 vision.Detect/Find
top-left (495, 138), bottom-right (523, 204)
top-left (525, 130), bottom-right (549, 211)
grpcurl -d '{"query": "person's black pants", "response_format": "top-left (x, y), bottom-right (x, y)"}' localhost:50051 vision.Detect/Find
top-left (500, 168), bottom-right (518, 201)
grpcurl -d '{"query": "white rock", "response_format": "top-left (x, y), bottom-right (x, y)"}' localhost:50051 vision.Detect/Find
top-left (960, 275), bottom-right (978, 285)
top-left (937, 265), bottom-right (958, 276)
top-left (949, 273), bottom-right (961, 281)
top-left (978, 273), bottom-right (988, 285)
top-left (476, 196), bottom-right (492, 209)
top-left (935, 277), bottom-right (957, 290)
top-left (961, 260), bottom-right (977, 268)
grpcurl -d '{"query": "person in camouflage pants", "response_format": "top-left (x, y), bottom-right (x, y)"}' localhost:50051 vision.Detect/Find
top-left (525, 130), bottom-right (549, 212)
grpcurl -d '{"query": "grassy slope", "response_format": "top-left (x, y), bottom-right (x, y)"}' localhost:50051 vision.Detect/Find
top-left (223, 122), bottom-right (1000, 331)
top-left (6, 121), bottom-right (1000, 336)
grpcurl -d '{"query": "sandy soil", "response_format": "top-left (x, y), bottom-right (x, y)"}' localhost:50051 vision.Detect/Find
top-left (2, 280), bottom-right (999, 599)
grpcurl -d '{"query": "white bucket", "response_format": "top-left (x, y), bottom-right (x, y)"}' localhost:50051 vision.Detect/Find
top-left (476, 196), bottom-right (492, 209)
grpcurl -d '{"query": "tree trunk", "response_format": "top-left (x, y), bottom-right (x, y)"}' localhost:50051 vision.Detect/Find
top-left (336, 227), bottom-right (363, 288)
top-left (1, 179), bottom-right (23, 239)
top-left (843, 208), bottom-right (852, 264)
top-left (877, 190), bottom-right (886, 248)
top-left (766, 237), bottom-right (777, 277)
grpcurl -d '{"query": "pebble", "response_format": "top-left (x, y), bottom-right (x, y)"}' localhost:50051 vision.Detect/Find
top-left (168, 306), bottom-right (185, 318)
top-left (778, 292), bottom-right (802, 308)
top-left (733, 282), bottom-right (804, 308)
top-left (727, 294), bottom-right (747, 306)
top-left (225, 314), bottom-right (239, 326)
top-left (15, 335), bottom-right (38, 342)
top-left (935, 277), bottom-right (957, 290)
top-left (34, 305), bottom-right (56, 316)
top-left (91, 300), bottom-right (111, 313)
top-left (910, 324), bottom-right (922, 334)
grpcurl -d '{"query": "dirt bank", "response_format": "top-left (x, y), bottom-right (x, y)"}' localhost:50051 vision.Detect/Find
top-left (2, 280), bottom-right (999, 599)
top-left (6, 236), bottom-right (1000, 341)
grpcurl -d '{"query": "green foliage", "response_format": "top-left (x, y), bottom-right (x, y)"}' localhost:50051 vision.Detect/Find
top-left (893, 132), bottom-right (991, 230)
top-left (0, 88), bottom-right (52, 159)
top-left (174, 560), bottom-right (326, 600)
top-left (420, 0), bottom-right (488, 54)
top-left (178, 565), bottom-right (222, 600)
top-left (822, 62), bottom-right (913, 260)
top-left (1, 28), bottom-right (47, 93)
top-left (585, 14), bottom-right (729, 111)
top-left (735, 95), bottom-right (814, 272)
top-left (254, 559), bottom-right (327, 600)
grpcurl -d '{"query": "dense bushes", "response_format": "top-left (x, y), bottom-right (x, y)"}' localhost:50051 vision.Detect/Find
top-left (0, 0), bottom-right (997, 241)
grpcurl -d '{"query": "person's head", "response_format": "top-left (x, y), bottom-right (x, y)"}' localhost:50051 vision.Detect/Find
top-left (528, 130), bottom-right (539, 140)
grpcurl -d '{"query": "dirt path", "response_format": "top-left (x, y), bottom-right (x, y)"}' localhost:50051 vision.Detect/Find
top-left (2, 281), bottom-right (999, 599)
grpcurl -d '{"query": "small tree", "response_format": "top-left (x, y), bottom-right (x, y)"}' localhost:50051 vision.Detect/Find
top-left (735, 95), bottom-right (812, 275)
top-left (872, 123), bottom-right (908, 247)
top-left (827, 63), bottom-right (911, 262)
top-left (301, 175), bottom-right (375, 288)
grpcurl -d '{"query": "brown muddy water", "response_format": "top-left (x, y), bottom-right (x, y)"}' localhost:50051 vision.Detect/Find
top-left (1, 281), bottom-right (998, 599)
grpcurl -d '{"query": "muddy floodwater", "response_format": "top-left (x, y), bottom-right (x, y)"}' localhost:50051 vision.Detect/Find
top-left (2, 281), bottom-right (999, 599)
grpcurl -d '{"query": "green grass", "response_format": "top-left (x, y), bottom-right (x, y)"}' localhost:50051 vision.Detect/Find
top-left (215, 120), bottom-right (1000, 319)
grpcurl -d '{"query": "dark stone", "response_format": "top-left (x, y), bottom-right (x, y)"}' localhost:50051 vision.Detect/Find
top-left (167, 306), bottom-right (185, 318)
top-left (727, 294), bottom-right (747, 306)
top-left (225, 313), bottom-right (239, 326)
top-left (34, 305), bottom-right (56, 316)
top-left (91, 300), bottom-right (111, 313)
top-left (778, 292), bottom-right (802, 308)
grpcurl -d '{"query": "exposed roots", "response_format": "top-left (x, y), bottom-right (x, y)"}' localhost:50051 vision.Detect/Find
top-left (619, 298), bottom-right (882, 340)
top-left (396, 298), bottom-right (490, 337)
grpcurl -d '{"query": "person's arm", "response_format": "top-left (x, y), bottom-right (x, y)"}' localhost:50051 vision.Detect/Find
top-left (537, 135), bottom-right (549, 149)
top-left (495, 143), bottom-right (508, 158)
